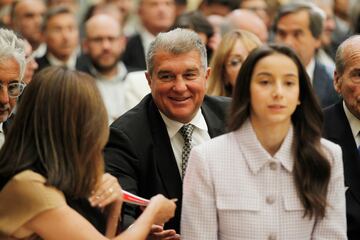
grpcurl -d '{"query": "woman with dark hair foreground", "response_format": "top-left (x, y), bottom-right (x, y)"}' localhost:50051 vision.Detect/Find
top-left (0, 67), bottom-right (176, 239)
top-left (181, 45), bottom-right (346, 239)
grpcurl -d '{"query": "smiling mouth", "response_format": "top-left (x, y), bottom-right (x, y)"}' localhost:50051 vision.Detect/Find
top-left (169, 96), bottom-right (191, 102)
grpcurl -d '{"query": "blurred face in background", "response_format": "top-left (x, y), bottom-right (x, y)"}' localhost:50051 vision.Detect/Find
top-left (23, 40), bottom-right (38, 84)
top-left (225, 40), bottom-right (251, 88)
top-left (84, 15), bottom-right (125, 75)
top-left (12, 0), bottom-right (46, 48)
top-left (44, 12), bottom-right (79, 61)
top-left (139, 0), bottom-right (176, 35)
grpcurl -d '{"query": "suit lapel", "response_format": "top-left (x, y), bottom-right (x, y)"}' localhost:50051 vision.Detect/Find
top-left (201, 96), bottom-right (227, 138)
top-left (328, 103), bottom-right (360, 203)
top-left (147, 100), bottom-right (183, 199)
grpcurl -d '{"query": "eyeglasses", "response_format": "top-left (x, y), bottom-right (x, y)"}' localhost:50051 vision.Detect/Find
top-left (0, 82), bottom-right (26, 98)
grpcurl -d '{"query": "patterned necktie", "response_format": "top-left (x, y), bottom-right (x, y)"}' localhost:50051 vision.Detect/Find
top-left (179, 124), bottom-right (195, 179)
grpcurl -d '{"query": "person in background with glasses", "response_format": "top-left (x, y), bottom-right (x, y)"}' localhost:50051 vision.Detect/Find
top-left (0, 28), bottom-right (26, 147)
top-left (207, 29), bottom-right (262, 97)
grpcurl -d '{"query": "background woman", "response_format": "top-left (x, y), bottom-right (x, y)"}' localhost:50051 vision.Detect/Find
top-left (181, 45), bottom-right (346, 239)
top-left (0, 67), bottom-right (176, 239)
top-left (207, 29), bottom-right (261, 97)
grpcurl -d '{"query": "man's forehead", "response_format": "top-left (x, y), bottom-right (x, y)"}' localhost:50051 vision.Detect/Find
top-left (0, 58), bottom-right (20, 82)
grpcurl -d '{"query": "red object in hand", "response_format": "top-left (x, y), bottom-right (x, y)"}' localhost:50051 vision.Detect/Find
top-left (122, 190), bottom-right (150, 206)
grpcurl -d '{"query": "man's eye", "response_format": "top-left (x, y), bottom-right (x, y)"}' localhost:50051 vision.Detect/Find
top-left (159, 74), bottom-right (173, 80)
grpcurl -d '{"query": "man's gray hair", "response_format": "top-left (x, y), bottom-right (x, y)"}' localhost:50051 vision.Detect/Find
top-left (146, 28), bottom-right (207, 75)
top-left (0, 28), bottom-right (26, 81)
top-left (335, 35), bottom-right (360, 75)
top-left (273, 1), bottom-right (325, 39)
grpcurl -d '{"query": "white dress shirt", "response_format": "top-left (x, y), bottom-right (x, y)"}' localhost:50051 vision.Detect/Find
top-left (90, 62), bottom-right (128, 125)
top-left (181, 119), bottom-right (347, 240)
top-left (159, 110), bottom-right (210, 175)
top-left (305, 57), bottom-right (315, 84)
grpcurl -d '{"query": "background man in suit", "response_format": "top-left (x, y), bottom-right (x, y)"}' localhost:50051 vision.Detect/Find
top-left (35, 6), bottom-right (80, 71)
top-left (121, 0), bottom-right (176, 71)
top-left (81, 14), bottom-right (128, 124)
top-left (105, 28), bottom-right (230, 237)
top-left (273, 1), bottom-right (339, 107)
top-left (323, 35), bottom-right (360, 240)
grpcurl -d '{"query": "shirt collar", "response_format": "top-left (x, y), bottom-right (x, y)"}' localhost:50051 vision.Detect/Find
top-left (235, 119), bottom-right (295, 174)
top-left (343, 101), bottom-right (360, 140)
top-left (159, 109), bottom-right (208, 138)
top-left (306, 57), bottom-right (316, 83)
top-left (47, 52), bottom-right (77, 70)
top-left (89, 61), bottom-right (128, 82)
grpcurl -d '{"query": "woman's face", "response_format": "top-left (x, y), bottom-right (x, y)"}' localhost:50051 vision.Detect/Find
top-left (249, 53), bottom-right (300, 127)
top-left (225, 39), bottom-right (250, 87)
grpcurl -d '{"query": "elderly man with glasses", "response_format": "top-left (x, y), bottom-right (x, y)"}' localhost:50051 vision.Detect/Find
top-left (0, 28), bottom-right (26, 146)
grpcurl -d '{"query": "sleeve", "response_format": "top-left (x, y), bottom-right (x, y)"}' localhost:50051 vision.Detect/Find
top-left (312, 143), bottom-right (347, 239)
top-left (104, 126), bottom-right (139, 229)
top-left (181, 146), bottom-right (218, 240)
top-left (0, 172), bottom-right (66, 236)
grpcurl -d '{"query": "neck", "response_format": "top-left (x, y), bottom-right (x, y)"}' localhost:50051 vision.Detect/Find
top-left (98, 67), bottom-right (118, 79)
top-left (250, 118), bottom-right (291, 156)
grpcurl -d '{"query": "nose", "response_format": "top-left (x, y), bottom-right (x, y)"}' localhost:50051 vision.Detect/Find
top-left (0, 86), bottom-right (10, 105)
top-left (272, 82), bottom-right (284, 98)
top-left (282, 35), bottom-right (296, 49)
top-left (172, 76), bottom-right (187, 92)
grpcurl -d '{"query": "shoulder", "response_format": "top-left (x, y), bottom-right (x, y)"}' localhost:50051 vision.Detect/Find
top-left (202, 95), bottom-right (231, 113)
top-left (0, 170), bottom-right (66, 235)
top-left (320, 138), bottom-right (342, 164)
top-left (2, 170), bottom-right (66, 206)
top-left (192, 132), bottom-right (235, 156)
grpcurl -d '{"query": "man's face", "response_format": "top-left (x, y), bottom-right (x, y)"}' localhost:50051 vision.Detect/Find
top-left (275, 10), bottom-right (321, 66)
top-left (334, 42), bottom-right (360, 119)
top-left (0, 58), bottom-right (20, 122)
top-left (84, 17), bottom-right (124, 73)
top-left (146, 50), bottom-right (210, 123)
top-left (44, 13), bottom-right (79, 61)
top-left (12, 0), bottom-right (46, 47)
top-left (139, 0), bottom-right (176, 35)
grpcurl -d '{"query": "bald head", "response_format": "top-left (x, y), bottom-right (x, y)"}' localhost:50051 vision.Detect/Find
top-left (85, 14), bottom-right (121, 37)
top-left (335, 35), bottom-right (360, 75)
top-left (225, 9), bottom-right (268, 42)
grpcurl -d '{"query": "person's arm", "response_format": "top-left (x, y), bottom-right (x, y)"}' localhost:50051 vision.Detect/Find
top-left (312, 142), bottom-right (347, 239)
top-left (181, 146), bottom-right (218, 240)
top-left (88, 173), bottom-right (123, 238)
top-left (22, 195), bottom-right (176, 240)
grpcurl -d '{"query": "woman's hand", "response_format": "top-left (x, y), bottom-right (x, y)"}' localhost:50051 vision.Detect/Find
top-left (147, 194), bottom-right (176, 225)
top-left (88, 173), bottom-right (123, 208)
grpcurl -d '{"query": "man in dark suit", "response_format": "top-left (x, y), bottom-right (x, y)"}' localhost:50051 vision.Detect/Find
top-left (323, 35), bottom-right (360, 240)
top-left (35, 6), bottom-right (81, 72)
top-left (105, 28), bottom-right (230, 238)
top-left (122, 0), bottom-right (176, 71)
top-left (273, 1), bottom-right (339, 107)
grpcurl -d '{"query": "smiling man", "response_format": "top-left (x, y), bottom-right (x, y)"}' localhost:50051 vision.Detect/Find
top-left (104, 28), bottom-right (230, 237)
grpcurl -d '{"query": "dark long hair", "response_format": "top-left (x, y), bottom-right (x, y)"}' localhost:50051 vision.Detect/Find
top-left (229, 44), bottom-right (331, 219)
top-left (0, 67), bottom-right (109, 198)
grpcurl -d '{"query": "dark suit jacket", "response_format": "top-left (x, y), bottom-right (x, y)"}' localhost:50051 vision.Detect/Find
top-left (313, 60), bottom-right (340, 108)
top-left (104, 94), bottom-right (230, 233)
top-left (35, 54), bottom-right (86, 73)
top-left (121, 34), bottom-right (146, 71)
top-left (323, 101), bottom-right (360, 239)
